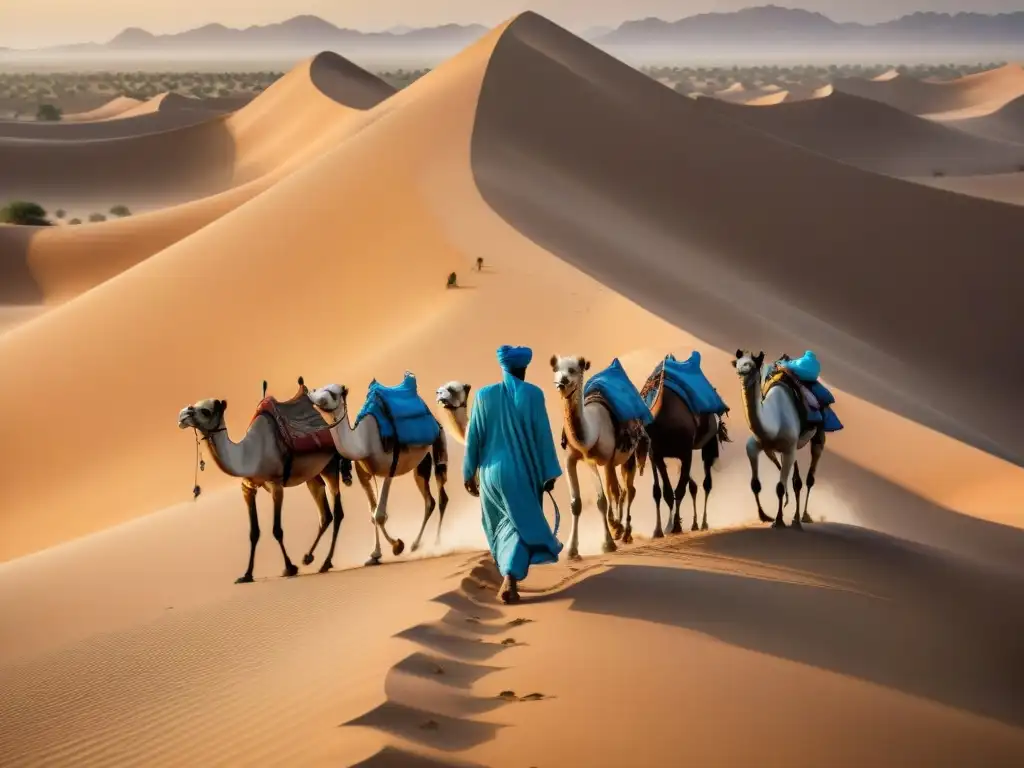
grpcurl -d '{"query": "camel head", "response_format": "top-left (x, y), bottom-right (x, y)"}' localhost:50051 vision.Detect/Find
top-left (550, 354), bottom-right (590, 397)
top-left (178, 398), bottom-right (227, 433)
top-left (308, 383), bottom-right (349, 416)
top-left (436, 381), bottom-right (471, 410)
top-left (732, 349), bottom-right (766, 380)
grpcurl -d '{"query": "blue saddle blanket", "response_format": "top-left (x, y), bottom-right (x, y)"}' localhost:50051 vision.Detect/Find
top-left (645, 351), bottom-right (729, 416)
top-left (584, 358), bottom-right (653, 426)
top-left (771, 361), bottom-right (843, 433)
top-left (355, 372), bottom-right (440, 446)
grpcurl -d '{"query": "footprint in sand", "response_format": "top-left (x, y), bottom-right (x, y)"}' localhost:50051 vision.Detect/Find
top-left (501, 637), bottom-right (517, 646)
top-left (496, 690), bottom-right (549, 702)
top-left (506, 617), bottom-right (532, 627)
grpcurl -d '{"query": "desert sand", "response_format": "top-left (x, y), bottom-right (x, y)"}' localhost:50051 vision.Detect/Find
top-left (939, 92), bottom-right (1024, 145)
top-left (1, 12), bottom-right (1023, 767)
top-left (911, 170), bottom-right (1024, 205)
top-left (696, 89), bottom-right (1024, 176)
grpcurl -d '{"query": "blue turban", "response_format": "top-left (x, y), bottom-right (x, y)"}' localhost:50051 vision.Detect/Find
top-left (497, 345), bottom-right (533, 371)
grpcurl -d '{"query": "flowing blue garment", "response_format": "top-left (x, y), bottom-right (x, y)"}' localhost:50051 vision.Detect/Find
top-left (355, 372), bottom-right (440, 446)
top-left (464, 370), bottom-right (563, 582)
top-left (646, 351), bottom-right (729, 415)
top-left (584, 358), bottom-right (653, 425)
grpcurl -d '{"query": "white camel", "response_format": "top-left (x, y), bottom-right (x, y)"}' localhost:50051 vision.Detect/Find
top-left (732, 350), bottom-right (824, 529)
top-left (308, 383), bottom-right (449, 565)
top-left (550, 355), bottom-right (647, 559)
top-left (435, 381), bottom-right (471, 443)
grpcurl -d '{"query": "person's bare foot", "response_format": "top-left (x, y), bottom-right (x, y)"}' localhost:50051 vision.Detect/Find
top-left (499, 576), bottom-right (521, 604)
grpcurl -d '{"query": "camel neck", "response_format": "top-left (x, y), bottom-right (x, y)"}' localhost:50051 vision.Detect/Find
top-left (563, 384), bottom-right (597, 454)
top-left (206, 425), bottom-right (262, 478)
top-left (327, 404), bottom-right (372, 461)
top-left (442, 406), bottom-right (468, 445)
top-left (739, 371), bottom-right (772, 444)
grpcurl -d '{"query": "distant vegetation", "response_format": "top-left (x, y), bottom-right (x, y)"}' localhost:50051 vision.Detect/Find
top-left (0, 201), bottom-right (52, 226)
top-left (109, 205), bottom-right (132, 218)
top-left (0, 61), bottom-right (1006, 121)
top-left (640, 61), bottom-right (1007, 97)
top-left (88, 213), bottom-right (107, 223)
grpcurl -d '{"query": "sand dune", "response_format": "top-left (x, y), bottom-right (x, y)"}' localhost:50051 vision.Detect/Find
top-left (1, 13), bottom-right (1023, 766)
top-left (743, 90), bottom-right (790, 106)
top-left (60, 95), bottom-right (143, 122)
top-left (940, 92), bottom-right (1024, 145)
top-left (911, 171), bottom-right (1024, 205)
top-left (695, 89), bottom-right (1024, 176)
top-left (834, 63), bottom-right (1024, 118)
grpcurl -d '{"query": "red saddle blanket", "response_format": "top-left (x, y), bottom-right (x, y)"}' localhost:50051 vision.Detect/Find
top-left (249, 395), bottom-right (335, 455)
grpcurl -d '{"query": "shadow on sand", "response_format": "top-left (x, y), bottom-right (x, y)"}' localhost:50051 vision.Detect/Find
top-left (564, 524), bottom-right (1024, 728)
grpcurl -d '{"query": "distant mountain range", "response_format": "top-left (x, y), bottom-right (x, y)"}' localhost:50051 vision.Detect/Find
top-left (9, 7), bottom-right (1024, 54)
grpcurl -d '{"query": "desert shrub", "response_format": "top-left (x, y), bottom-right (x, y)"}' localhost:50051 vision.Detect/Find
top-left (54, 208), bottom-right (66, 219)
top-left (68, 218), bottom-right (82, 225)
top-left (0, 201), bottom-right (52, 225)
top-left (36, 103), bottom-right (62, 121)
top-left (109, 204), bottom-right (131, 217)
top-left (88, 212), bottom-right (107, 222)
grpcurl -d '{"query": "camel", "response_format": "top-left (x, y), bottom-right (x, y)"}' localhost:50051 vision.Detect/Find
top-left (549, 355), bottom-right (648, 559)
top-left (308, 382), bottom-right (449, 566)
top-left (732, 350), bottom-right (825, 529)
top-left (639, 364), bottom-right (731, 537)
top-left (177, 378), bottom-right (353, 584)
top-left (435, 381), bottom-right (471, 443)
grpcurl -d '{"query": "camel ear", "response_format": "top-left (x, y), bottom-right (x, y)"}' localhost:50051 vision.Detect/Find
top-left (550, 355), bottom-right (558, 370)
top-left (730, 359), bottom-right (737, 368)
top-left (735, 349), bottom-right (743, 358)
top-left (754, 351), bottom-right (765, 366)
top-left (582, 358), bottom-right (591, 371)
top-left (217, 399), bottom-right (228, 413)
top-left (463, 383), bottom-right (471, 395)
top-left (340, 385), bottom-right (349, 400)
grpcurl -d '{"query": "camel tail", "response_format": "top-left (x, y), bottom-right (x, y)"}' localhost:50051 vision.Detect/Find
top-left (432, 424), bottom-right (449, 485)
top-left (716, 418), bottom-right (731, 445)
top-left (634, 429), bottom-right (650, 477)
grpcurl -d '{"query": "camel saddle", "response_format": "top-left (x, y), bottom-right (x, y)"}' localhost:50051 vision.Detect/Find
top-left (560, 389), bottom-right (646, 455)
top-left (249, 383), bottom-right (335, 456)
top-left (762, 367), bottom-right (822, 436)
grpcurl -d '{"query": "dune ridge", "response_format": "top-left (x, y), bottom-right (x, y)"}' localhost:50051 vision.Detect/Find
top-left (834, 63), bottom-right (1024, 118)
top-left (59, 95), bottom-right (143, 122)
top-left (696, 89), bottom-right (1024, 176)
top-left (942, 91), bottom-right (1024, 145)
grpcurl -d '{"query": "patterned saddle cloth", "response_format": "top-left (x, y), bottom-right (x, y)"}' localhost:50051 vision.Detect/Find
top-left (250, 381), bottom-right (335, 456)
top-left (561, 389), bottom-right (648, 455)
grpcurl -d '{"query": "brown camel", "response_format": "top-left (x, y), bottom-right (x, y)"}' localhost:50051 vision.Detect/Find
top-left (640, 365), bottom-right (731, 537)
top-left (177, 378), bottom-right (353, 583)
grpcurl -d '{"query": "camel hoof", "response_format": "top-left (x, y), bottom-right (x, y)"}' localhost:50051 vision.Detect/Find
top-left (801, 513), bottom-right (813, 524)
top-left (758, 510), bottom-right (773, 523)
top-left (691, 522), bottom-right (699, 532)
top-left (365, 556), bottom-right (382, 566)
top-left (318, 561), bottom-right (333, 574)
top-left (602, 540), bottom-right (618, 554)
top-left (302, 553), bottom-right (315, 566)
top-left (410, 541), bottom-right (421, 553)
top-left (701, 522), bottom-right (709, 531)
top-left (392, 539), bottom-right (406, 556)
top-left (622, 532), bottom-right (633, 545)
top-left (670, 525), bottom-right (683, 535)
top-left (652, 529), bottom-right (664, 539)
top-left (772, 520), bottom-right (787, 529)
top-left (283, 564), bottom-right (299, 578)
top-left (235, 574), bottom-right (254, 584)
top-left (567, 551), bottom-right (582, 562)
top-left (791, 520), bottom-right (804, 531)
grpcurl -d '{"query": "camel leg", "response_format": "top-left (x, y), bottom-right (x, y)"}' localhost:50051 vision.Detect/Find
top-left (411, 453), bottom-right (436, 553)
top-left (746, 436), bottom-right (772, 523)
top-left (699, 440), bottom-right (717, 531)
top-left (803, 432), bottom-right (826, 524)
top-left (434, 461), bottom-right (449, 547)
top-left (318, 471), bottom-right (345, 573)
top-left (373, 475), bottom-right (405, 557)
top-left (356, 462), bottom-right (384, 566)
top-left (670, 453), bottom-right (691, 534)
top-left (565, 454), bottom-right (584, 561)
top-left (620, 454), bottom-right (637, 544)
top-left (773, 450), bottom-right (796, 529)
top-left (270, 484), bottom-right (299, 577)
top-left (651, 454), bottom-right (666, 539)
top-left (689, 474), bottom-right (699, 531)
top-left (237, 481), bottom-right (260, 584)
top-left (302, 477), bottom-right (332, 566)
top-left (604, 462), bottom-right (624, 541)
top-left (791, 461), bottom-right (804, 530)
top-left (596, 464), bottom-right (618, 554)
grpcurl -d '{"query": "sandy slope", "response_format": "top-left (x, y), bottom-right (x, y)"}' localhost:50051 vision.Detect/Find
top-left (60, 95), bottom-right (142, 122)
top-left (940, 93), bottom-right (1024, 145)
top-left (696, 89), bottom-right (1024, 176)
top-left (470, 15), bottom-right (1024, 466)
top-left (1, 12), bottom-right (1023, 767)
top-left (911, 171), bottom-right (1024, 205)
top-left (834, 64), bottom-right (1024, 118)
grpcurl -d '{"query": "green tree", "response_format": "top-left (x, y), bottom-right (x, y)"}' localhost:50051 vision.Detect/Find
top-left (36, 103), bottom-right (62, 121)
top-left (0, 201), bottom-right (52, 226)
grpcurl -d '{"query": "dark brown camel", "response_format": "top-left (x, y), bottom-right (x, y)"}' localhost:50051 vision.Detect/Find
top-left (640, 370), bottom-right (731, 537)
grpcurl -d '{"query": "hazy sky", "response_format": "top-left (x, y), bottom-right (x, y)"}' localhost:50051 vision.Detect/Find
top-left (4, 1), bottom-right (1023, 48)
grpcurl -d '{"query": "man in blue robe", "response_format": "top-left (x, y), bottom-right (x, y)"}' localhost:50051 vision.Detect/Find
top-left (464, 345), bottom-right (563, 604)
